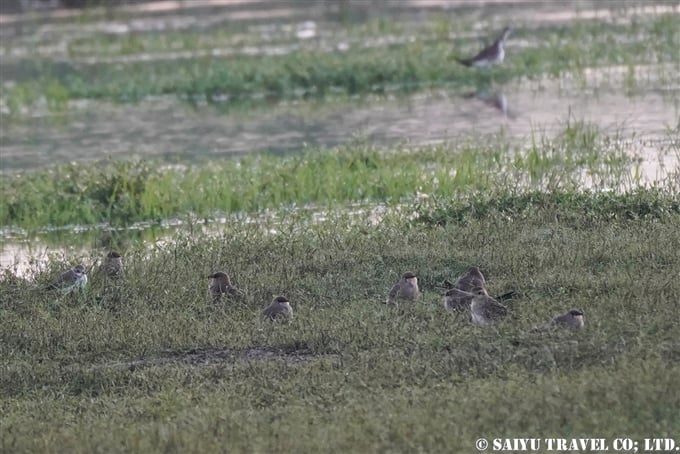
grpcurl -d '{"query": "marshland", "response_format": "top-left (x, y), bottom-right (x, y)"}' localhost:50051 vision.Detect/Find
top-left (1, 1), bottom-right (679, 452)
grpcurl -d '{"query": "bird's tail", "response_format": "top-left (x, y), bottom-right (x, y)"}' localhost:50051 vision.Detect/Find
top-left (455, 57), bottom-right (473, 67)
top-left (494, 290), bottom-right (518, 303)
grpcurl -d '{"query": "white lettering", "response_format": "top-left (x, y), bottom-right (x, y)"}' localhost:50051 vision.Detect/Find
top-left (544, 438), bottom-right (609, 451)
top-left (492, 438), bottom-right (541, 451)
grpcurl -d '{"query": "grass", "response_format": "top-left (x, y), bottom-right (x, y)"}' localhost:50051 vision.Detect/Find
top-left (1, 189), bottom-right (679, 452)
top-left (2, 14), bottom-right (679, 115)
top-left (417, 188), bottom-right (680, 226)
top-left (2, 120), bottom-right (667, 230)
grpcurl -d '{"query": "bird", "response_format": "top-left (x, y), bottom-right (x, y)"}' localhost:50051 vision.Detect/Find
top-left (443, 286), bottom-right (486, 312)
top-left (445, 267), bottom-right (517, 299)
top-left (552, 309), bottom-right (585, 329)
top-left (99, 251), bottom-right (123, 278)
top-left (386, 271), bottom-right (420, 304)
top-left (444, 266), bottom-right (486, 293)
top-left (47, 264), bottom-right (88, 293)
top-left (207, 271), bottom-right (242, 303)
top-left (262, 296), bottom-right (293, 320)
top-left (470, 293), bottom-right (508, 326)
top-left (456, 27), bottom-right (512, 68)
top-left (443, 288), bottom-right (470, 312)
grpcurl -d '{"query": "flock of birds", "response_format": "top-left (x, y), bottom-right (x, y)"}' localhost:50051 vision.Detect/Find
top-left (46, 252), bottom-right (584, 329)
top-left (44, 252), bottom-right (293, 320)
top-left (43, 27), bottom-right (589, 328)
top-left (385, 268), bottom-right (585, 329)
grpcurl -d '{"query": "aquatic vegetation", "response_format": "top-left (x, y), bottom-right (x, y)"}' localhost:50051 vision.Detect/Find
top-left (0, 121), bottom-right (656, 229)
top-left (1, 14), bottom-right (678, 115)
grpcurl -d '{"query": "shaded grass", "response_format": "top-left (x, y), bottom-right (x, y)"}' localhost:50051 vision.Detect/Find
top-left (417, 188), bottom-right (680, 226)
top-left (1, 191), bottom-right (679, 452)
top-left (0, 121), bottom-right (658, 229)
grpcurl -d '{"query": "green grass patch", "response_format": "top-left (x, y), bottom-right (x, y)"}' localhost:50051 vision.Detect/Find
top-left (1, 190), bottom-right (679, 451)
top-left (417, 188), bottom-right (680, 226)
top-left (0, 121), bottom-right (657, 229)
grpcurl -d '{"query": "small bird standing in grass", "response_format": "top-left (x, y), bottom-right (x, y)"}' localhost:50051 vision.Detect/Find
top-left (386, 271), bottom-right (420, 304)
top-left (47, 264), bottom-right (88, 293)
top-left (262, 296), bottom-right (293, 320)
top-left (443, 267), bottom-right (487, 312)
top-left (100, 251), bottom-right (123, 278)
top-left (456, 27), bottom-right (512, 68)
top-left (208, 271), bottom-right (242, 303)
top-left (444, 267), bottom-right (517, 315)
top-left (552, 309), bottom-right (585, 329)
top-left (470, 293), bottom-right (508, 326)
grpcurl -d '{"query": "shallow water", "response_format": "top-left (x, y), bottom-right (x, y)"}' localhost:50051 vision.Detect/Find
top-left (0, 202), bottom-right (395, 277)
top-left (1, 0), bottom-right (679, 274)
top-left (2, 77), bottom-right (677, 176)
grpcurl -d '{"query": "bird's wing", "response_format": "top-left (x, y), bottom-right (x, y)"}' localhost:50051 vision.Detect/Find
top-left (262, 304), bottom-right (277, 319)
top-left (387, 282), bottom-right (401, 302)
top-left (445, 288), bottom-right (474, 311)
top-left (455, 57), bottom-right (473, 67)
top-left (483, 299), bottom-right (508, 320)
top-left (99, 261), bottom-right (119, 277)
top-left (106, 262), bottom-right (121, 276)
top-left (49, 269), bottom-right (76, 288)
top-left (209, 282), bottom-right (221, 294)
top-left (470, 42), bottom-right (497, 62)
top-left (552, 314), bottom-right (573, 327)
top-left (227, 285), bottom-right (244, 297)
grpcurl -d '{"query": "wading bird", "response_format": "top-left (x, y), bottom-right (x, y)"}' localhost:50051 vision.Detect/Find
top-left (456, 27), bottom-right (512, 68)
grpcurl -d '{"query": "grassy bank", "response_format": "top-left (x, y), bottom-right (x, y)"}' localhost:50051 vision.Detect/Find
top-left (1, 190), bottom-right (679, 452)
top-left (2, 120), bottom-right (665, 229)
top-left (2, 14), bottom-right (679, 114)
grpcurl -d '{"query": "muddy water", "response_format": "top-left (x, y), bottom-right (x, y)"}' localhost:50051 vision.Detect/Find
top-left (1, 0), bottom-right (679, 274)
top-left (2, 77), bottom-right (677, 174)
top-left (1, 1), bottom-right (677, 172)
